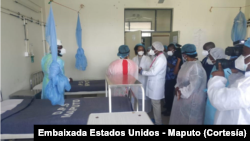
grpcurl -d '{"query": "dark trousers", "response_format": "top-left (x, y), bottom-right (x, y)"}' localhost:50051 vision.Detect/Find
top-left (164, 79), bottom-right (176, 112)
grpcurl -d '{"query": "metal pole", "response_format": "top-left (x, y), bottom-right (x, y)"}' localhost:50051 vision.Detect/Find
top-left (109, 87), bottom-right (112, 113)
top-left (141, 86), bottom-right (145, 112)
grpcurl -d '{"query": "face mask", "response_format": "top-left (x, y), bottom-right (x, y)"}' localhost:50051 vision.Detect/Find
top-left (207, 58), bottom-right (214, 65)
top-left (148, 49), bottom-right (155, 56)
top-left (138, 51), bottom-right (144, 56)
top-left (235, 54), bottom-right (250, 71)
top-left (167, 51), bottom-right (173, 56)
top-left (202, 50), bottom-right (209, 56)
top-left (59, 48), bottom-right (66, 55)
top-left (182, 55), bottom-right (187, 62)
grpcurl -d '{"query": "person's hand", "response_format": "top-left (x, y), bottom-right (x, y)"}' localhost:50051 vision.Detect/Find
top-left (69, 78), bottom-right (73, 83)
top-left (175, 87), bottom-right (182, 100)
top-left (212, 63), bottom-right (225, 77)
top-left (231, 68), bottom-right (239, 73)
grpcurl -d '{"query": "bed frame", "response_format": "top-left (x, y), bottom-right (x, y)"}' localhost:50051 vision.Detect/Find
top-left (29, 71), bottom-right (106, 96)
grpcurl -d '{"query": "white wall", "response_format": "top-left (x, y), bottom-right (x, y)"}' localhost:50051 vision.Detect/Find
top-left (1, 0), bottom-right (46, 100)
top-left (43, 0), bottom-right (247, 81)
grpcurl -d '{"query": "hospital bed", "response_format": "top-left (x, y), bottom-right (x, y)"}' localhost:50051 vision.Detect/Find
top-left (1, 74), bottom-right (151, 140)
top-left (30, 71), bottom-right (106, 96)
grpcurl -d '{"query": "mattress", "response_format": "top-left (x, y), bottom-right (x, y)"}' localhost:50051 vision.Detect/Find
top-left (1, 97), bottom-right (133, 134)
top-left (32, 80), bottom-right (106, 92)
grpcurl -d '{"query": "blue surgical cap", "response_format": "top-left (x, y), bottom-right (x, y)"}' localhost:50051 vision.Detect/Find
top-left (117, 45), bottom-right (130, 58)
top-left (134, 43), bottom-right (145, 51)
top-left (181, 44), bottom-right (197, 55)
top-left (244, 38), bottom-right (250, 48)
top-left (164, 45), bottom-right (168, 50)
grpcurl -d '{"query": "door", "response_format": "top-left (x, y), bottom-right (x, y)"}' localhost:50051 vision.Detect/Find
top-left (125, 31), bottom-right (142, 59)
top-left (152, 33), bottom-right (170, 46)
top-left (169, 31), bottom-right (180, 44)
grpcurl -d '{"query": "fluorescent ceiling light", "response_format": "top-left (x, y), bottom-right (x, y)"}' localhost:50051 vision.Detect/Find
top-left (13, 0), bottom-right (41, 13)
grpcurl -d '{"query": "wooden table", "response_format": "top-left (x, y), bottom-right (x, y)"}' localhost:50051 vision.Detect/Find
top-left (87, 111), bottom-right (153, 125)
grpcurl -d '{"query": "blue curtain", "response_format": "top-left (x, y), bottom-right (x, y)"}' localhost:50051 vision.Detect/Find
top-left (44, 4), bottom-right (71, 106)
top-left (231, 11), bottom-right (247, 42)
top-left (75, 14), bottom-right (87, 71)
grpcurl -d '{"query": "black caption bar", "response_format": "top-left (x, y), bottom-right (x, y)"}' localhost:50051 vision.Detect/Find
top-left (34, 125), bottom-right (249, 139)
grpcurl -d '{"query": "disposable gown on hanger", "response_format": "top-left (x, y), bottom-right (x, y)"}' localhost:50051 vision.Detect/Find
top-left (169, 60), bottom-right (207, 124)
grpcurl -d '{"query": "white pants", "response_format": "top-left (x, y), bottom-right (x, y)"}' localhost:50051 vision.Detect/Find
top-left (151, 99), bottom-right (162, 125)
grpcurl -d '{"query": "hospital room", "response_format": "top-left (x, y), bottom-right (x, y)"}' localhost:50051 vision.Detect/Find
top-left (1, 0), bottom-right (250, 140)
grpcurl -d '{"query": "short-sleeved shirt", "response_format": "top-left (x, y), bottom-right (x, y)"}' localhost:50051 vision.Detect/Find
top-left (166, 56), bottom-right (177, 80)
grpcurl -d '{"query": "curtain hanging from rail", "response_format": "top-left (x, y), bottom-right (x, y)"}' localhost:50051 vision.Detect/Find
top-left (75, 13), bottom-right (87, 71)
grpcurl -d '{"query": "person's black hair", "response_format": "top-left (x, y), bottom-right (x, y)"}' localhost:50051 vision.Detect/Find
top-left (187, 54), bottom-right (198, 58)
top-left (203, 42), bottom-right (215, 50)
top-left (134, 45), bottom-right (146, 55)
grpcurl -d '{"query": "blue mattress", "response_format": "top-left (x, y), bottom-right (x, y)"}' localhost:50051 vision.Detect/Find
top-left (68, 80), bottom-right (105, 92)
top-left (1, 97), bottom-right (133, 134)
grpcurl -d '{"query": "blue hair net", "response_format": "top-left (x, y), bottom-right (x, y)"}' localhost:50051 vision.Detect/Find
top-left (181, 44), bottom-right (197, 55)
top-left (43, 4), bottom-right (71, 106)
top-left (244, 38), bottom-right (250, 48)
top-left (231, 11), bottom-right (247, 42)
top-left (117, 45), bottom-right (130, 58)
top-left (75, 14), bottom-right (87, 71)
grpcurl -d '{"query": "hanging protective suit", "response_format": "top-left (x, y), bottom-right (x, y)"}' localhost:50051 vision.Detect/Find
top-left (133, 54), bottom-right (152, 113)
top-left (208, 71), bottom-right (250, 124)
top-left (169, 44), bottom-right (207, 125)
top-left (231, 11), bottom-right (247, 42)
top-left (41, 5), bottom-right (71, 106)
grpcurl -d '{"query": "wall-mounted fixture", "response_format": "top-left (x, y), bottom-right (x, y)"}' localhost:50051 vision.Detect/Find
top-left (13, 0), bottom-right (41, 13)
top-left (158, 0), bottom-right (164, 3)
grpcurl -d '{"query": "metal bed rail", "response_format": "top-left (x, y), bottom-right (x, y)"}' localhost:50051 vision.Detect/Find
top-left (29, 71), bottom-right (43, 94)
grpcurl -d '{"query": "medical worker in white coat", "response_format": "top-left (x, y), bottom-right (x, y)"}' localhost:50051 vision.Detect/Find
top-left (208, 39), bottom-right (250, 124)
top-left (169, 44), bottom-right (207, 125)
top-left (132, 43), bottom-right (152, 113)
top-left (139, 41), bottom-right (167, 125)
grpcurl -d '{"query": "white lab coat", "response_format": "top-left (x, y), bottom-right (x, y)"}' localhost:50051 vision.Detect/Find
top-left (142, 53), bottom-right (167, 100)
top-left (132, 55), bottom-right (152, 98)
top-left (132, 55), bottom-right (152, 113)
top-left (208, 71), bottom-right (250, 124)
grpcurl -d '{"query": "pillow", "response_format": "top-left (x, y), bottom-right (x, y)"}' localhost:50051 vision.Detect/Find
top-left (33, 82), bottom-right (43, 90)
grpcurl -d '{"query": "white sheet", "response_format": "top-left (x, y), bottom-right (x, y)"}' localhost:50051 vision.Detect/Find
top-left (1, 99), bottom-right (23, 114)
top-left (33, 82), bottom-right (43, 90)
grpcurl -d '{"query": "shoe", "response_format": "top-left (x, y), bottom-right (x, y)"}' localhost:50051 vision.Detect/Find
top-left (151, 118), bottom-right (155, 124)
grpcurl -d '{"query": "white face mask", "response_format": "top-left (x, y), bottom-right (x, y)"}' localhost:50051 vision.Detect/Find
top-left (60, 48), bottom-right (66, 55)
top-left (207, 58), bottom-right (214, 65)
top-left (202, 50), bottom-right (209, 56)
top-left (138, 51), bottom-right (144, 56)
top-left (235, 54), bottom-right (250, 71)
top-left (148, 49), bottom-right (155, 56)
top-left (167, 51), bottom-right (173, 56)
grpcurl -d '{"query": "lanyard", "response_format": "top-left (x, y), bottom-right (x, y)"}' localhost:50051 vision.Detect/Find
top-left (150, 53), bottom-right (163, 68)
